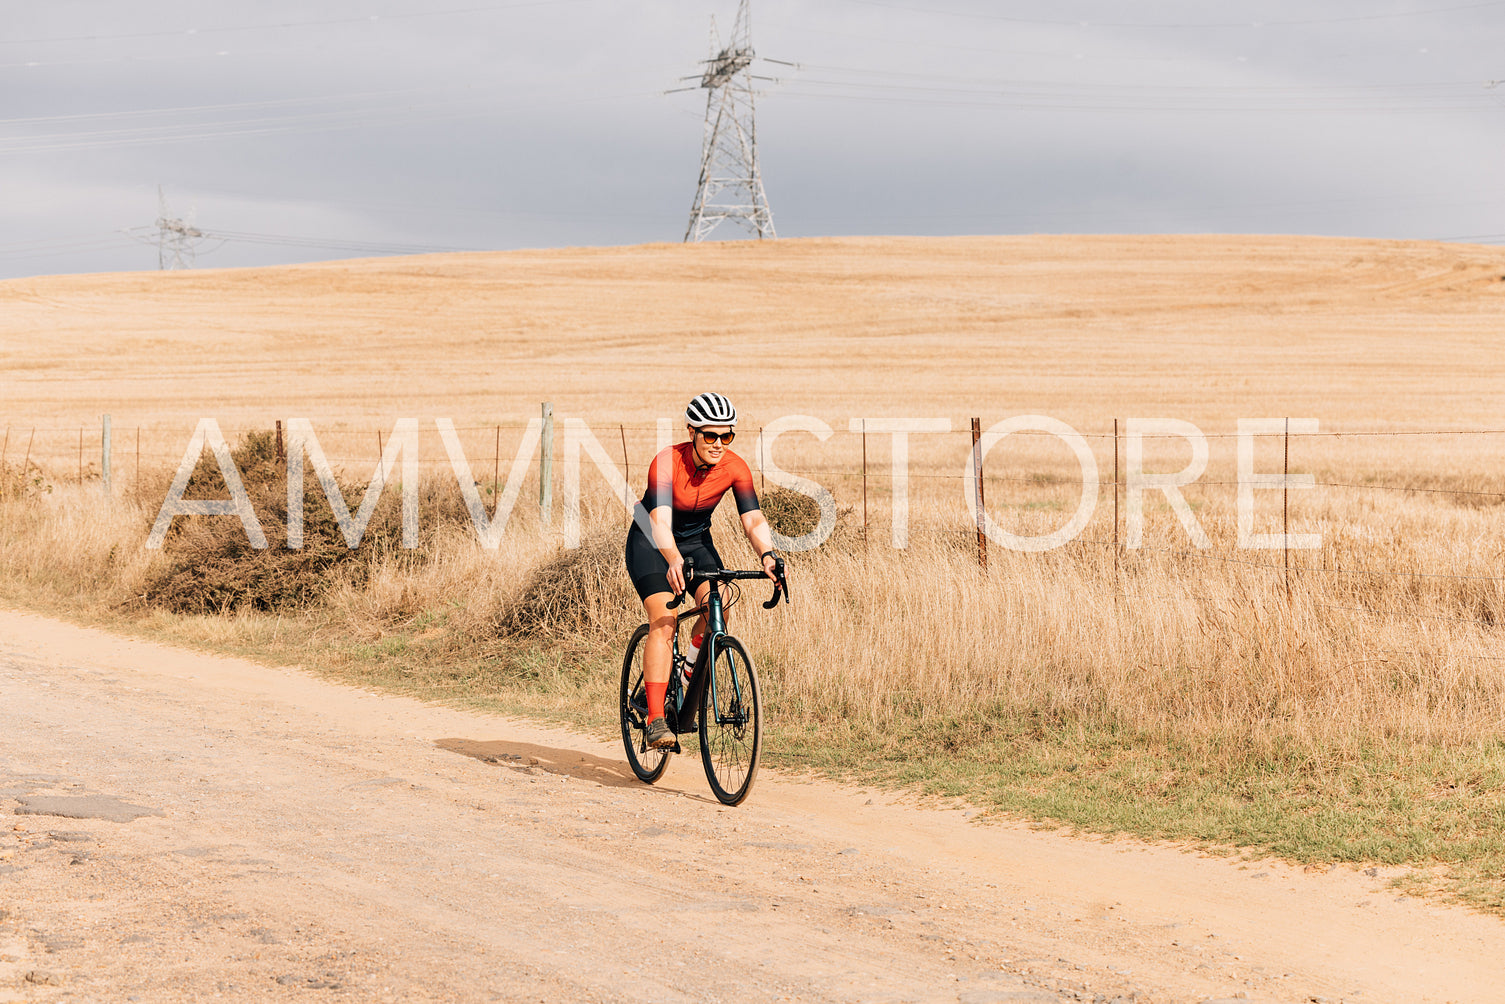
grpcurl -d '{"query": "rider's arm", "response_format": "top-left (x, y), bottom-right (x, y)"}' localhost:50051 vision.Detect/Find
top-left (651, 504), bottom-right (688, 594)
top-left (729, 455), bottom-right (778, 580)
top-left (643, 448), bottom-right (689, 594)
top-left (740, 509), bottom-right (779, 580)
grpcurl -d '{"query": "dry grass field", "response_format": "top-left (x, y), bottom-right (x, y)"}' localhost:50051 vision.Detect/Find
top-left (5, 234), bottom-right (1505, 909)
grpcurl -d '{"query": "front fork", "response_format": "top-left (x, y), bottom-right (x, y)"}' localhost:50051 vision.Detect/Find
top-left (672, 585), bottom-right (729, 718)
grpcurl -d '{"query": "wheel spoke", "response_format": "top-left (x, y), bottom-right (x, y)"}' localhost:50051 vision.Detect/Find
top-left (620, 623), bottom-right (671, 784)
top-left (698, 637), bottom-right (761, 806)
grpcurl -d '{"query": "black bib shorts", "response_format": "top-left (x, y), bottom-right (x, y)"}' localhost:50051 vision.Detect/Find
top-left (624, 523), bottom-right (723, 602)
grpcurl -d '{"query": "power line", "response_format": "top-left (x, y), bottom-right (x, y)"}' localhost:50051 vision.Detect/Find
top-left (0, 89), bottom-right (645, 155)
top-left (0, 0), bottom-right (601, 47)
top-left (203, 230), bottom-right (481, 256)
top-left (0, 87), bottom-right (433, 127)
top-left (842, 0), bottom-right (1505, 29)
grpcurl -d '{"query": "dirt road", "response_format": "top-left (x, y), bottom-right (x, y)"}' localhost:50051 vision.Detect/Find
top-left (0, 610), bottom-right (1499, 1004)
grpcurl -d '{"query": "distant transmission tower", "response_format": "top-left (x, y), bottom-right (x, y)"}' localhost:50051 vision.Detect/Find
top-left (682, 0), bottom-right (776, 242)
top-left (154, 186), bottom-right (206, 269)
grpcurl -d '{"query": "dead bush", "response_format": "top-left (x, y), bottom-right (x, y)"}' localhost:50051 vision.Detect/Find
top-left (140, 430), bottom-right (469, 614)
top-left (760, 485), bottom-right (857, 550)
top-left (491, 530), bottom-right (636, 640)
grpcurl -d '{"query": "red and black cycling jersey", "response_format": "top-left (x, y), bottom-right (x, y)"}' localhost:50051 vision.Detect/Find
top-left (640, 442), bottom-right (760, 540)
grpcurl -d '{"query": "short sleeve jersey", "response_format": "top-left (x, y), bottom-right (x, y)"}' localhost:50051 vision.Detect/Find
top-left (641, 442), bottom-right (760, 540)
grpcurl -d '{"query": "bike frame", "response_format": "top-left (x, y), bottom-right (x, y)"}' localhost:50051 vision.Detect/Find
top-left (668, 583), bottom-right (729, 728)
top-left (668, 567), bottom-right (778, 732)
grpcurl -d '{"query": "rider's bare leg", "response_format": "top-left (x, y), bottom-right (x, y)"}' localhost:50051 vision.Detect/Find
top-left (641, 592), bottom-right (676, 687)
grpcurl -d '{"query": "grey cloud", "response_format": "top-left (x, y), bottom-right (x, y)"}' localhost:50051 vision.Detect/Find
top-left (2, 0), bottom-right (1503, 278)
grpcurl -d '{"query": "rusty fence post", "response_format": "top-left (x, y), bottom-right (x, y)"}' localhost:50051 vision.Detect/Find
top-left (971, 417), bottom-right (987, 571)
top-left (619, 424), bottom-right (630, 489)
top-left (758, 426), bottom-right (766, 494)
top-left (275, 420), bottom-right (285, 465)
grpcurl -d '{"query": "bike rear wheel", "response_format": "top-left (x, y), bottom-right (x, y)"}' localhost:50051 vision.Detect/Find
top-left (698, 636), bottom-right (761, 806)
top-left (620, 624), bottom-right (671, 783)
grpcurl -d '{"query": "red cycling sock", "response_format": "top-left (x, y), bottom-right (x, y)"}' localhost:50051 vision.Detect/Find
top-left (646, 680), bottom-right (668, 721)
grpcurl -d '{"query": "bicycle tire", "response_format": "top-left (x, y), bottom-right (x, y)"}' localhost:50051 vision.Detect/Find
top-left (698, 635), bottom-right (761, 806)
top-left (620, 623), bottom-right (672, 784)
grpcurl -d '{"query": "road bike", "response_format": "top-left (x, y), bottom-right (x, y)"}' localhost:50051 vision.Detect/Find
top-left (619, 557), bottom-right (786, 806)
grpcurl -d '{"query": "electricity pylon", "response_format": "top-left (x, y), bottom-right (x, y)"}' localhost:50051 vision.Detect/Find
top-left (682, 0), bottom-right (776, 242)
top-left (154, 186), bottom-right (205, 269)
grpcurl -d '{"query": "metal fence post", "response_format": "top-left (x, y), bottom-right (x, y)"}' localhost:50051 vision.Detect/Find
top-left (758, 426), bottom-right (766, 494)
top-left (620, 424), bottom-right (631, 489)
top-left (971, 417), bottom-right (987, 571)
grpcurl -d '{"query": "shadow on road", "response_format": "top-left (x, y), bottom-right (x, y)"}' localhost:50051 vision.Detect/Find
top-left (434, 738), bottom-right (646, 789)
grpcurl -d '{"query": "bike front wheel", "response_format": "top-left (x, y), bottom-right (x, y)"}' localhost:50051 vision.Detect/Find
top-left (698, 636), bottom-right (762, 806)
top-left (620, 624), bottom-right (671, 784)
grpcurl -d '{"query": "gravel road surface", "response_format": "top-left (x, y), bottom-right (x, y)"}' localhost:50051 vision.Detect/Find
top-left (1, 609), bottom-right (1500, 1004)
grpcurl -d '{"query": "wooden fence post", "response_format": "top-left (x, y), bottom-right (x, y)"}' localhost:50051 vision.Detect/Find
top-left (102, 414), bottom-right (112, 494)
top-left (860, 418), bottom-right (868, 546)
top-left (1284, 417), bottom-right (1291, 603)
top-left (540, 402), bottom-right (554, 525)
top-left (1113, 418), bottom-right (1120, 587)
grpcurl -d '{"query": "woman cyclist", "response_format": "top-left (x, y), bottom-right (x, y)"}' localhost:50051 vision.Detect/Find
top-left (625, 392), bottom-right (780, 750)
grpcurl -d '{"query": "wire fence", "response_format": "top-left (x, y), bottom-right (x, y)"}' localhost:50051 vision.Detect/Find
top-left (3, 414), bottom-right (1503, 637)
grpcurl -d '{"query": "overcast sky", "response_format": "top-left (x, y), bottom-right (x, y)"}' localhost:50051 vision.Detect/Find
top-left (3, 0), bottom-right (1503, 279)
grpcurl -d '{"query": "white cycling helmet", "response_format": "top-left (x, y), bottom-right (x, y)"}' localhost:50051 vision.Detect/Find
top-left (685, 391), bottom-right (738, 428)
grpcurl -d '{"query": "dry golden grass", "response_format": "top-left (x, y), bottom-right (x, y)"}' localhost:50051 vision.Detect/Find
top-left (4, 235), bottom-right (1505, 907)
top-left (4, 234), bottom-right (1505, 470)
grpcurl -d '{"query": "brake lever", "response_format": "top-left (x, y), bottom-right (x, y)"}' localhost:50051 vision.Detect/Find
top-left (668, 556), bottom-right (695, 609)
top-left (762, 558), bottom-right (788, 609)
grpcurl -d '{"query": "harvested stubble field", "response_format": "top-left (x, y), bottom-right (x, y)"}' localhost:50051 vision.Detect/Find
top-left (4, 234), bottom-right (1505, 910)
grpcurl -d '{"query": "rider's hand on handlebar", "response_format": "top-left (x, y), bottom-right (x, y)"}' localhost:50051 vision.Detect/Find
top-left (761, 550), bottom-right (781, 582)
top-left (666, 556), bottom-right (687, 596)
